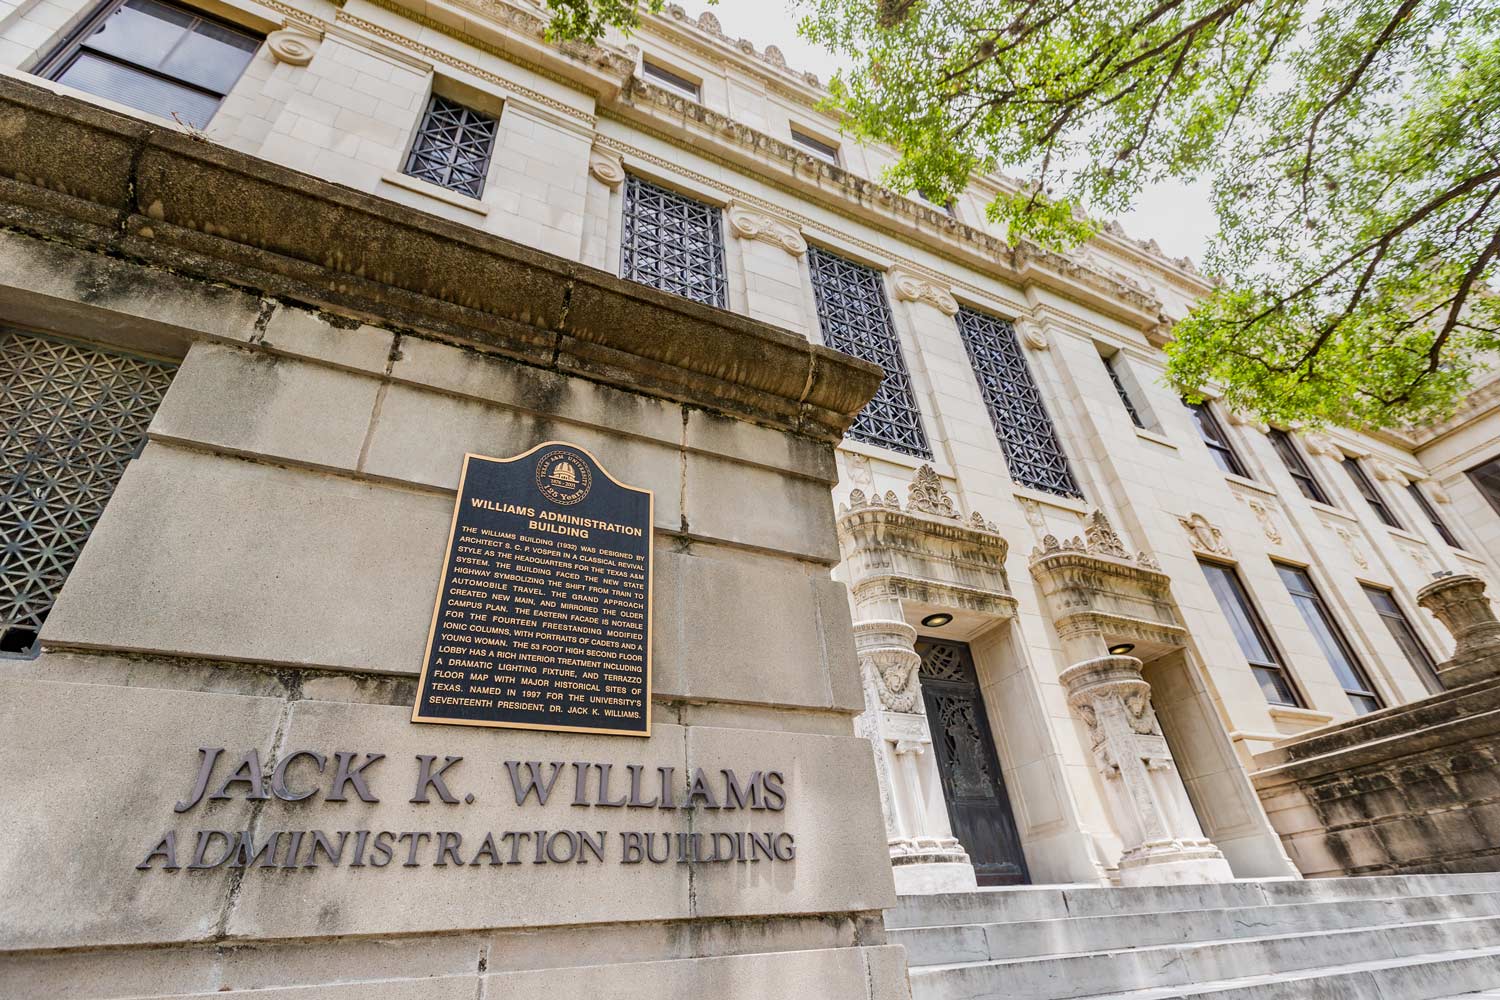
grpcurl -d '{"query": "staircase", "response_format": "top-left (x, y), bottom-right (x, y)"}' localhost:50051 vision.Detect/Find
top-left (888, 873), bottom-right (1500, 999)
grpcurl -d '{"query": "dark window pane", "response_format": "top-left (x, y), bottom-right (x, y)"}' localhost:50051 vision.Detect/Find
top-left (956, 308), bottom-right (1080, 497)
top-left (1276, 563), bottom-right (1381, 714)
top-left (1200, 560), bottom-right (1301, 707)
top-left (1342, 458), bottom-right (1401, 529)
top-left (1407, 482), bottom-right (1460, 548)
top-left (1362, 584), bottom-right (1442, 694)
top-left (1268, 429), bottom-right (1328, 504)
top-left (620, 175), bottom-right (727, 308)
top-left (1186, 400), bottom-right (1247, 478)
top-left (160, 17), bottom-right (258, 93)
top-left (1253, 666), bottom-right (1301, 706)
top-left (791, 128), bottom-right (839, 163)
top-left (807, 247), bottom-right (930, 458)
top-left (1470, 456), bottom-right (1500, 517)
top-left (79, 0), bottom-right (192, 67)
top-left (641, 59), bottom-right (699, 98)
top-left (402, 95), bottom-right (499, 199)
top-left (55, 52), bottom-right (220, 127)
top-left (1104, 355), bottom-right (1143, 428)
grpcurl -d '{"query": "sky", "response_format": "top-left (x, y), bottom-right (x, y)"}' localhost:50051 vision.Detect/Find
top-left (699, 0), bottom-right (1219, 265)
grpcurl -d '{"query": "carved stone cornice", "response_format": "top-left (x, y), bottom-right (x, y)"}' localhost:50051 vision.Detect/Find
top-left (725, 201), bottom-right (806, 256)
top-left (888, 266), bottom-right (959, 316)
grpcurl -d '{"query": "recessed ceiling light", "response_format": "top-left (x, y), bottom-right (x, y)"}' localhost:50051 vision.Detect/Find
top-left (1108, 643), bottom-right (1136, 655)
top-left (921, 613), bottom-right (953, 628)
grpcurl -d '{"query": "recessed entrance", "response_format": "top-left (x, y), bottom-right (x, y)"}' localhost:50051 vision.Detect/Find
top-left (917, 638), bottom-right (1029, 886)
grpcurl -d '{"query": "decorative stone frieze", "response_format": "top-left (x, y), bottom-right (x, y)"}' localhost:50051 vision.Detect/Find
top-left (1178, 512), bottom-right (1231, 557)
top-left (266, 23), bottom-right (322, 65)
top-left (888, 266), bottom-right (959, 316)
top-left (588, 144), bottom-right (625, 189)
top-left (1418, 574), bottom-right (1500, 688)
top-left (838, 466), bottom-right (1014, 892)
top-left (725, 201), bottom-right (807, 255)
top-left (1060, 655), bottom-right (1231, 884)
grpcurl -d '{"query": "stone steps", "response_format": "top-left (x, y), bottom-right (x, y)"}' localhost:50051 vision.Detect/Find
top-left (893, 873), bottom-right (1500, 1000)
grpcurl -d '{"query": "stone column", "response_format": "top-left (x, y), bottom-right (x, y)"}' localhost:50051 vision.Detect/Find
top-left (1060, 653), bottom-right (1233, 885)
top-left (1418, 573), bottom-right (1500, 688)
top-left (851, 597), bottom-right (977, 894)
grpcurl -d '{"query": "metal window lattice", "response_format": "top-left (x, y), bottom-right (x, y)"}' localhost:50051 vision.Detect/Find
top-left (621, 175), bottom-right (727, 308)
top-left (955, 307), bottom-right (1081, 498)
top-left (0, 330), bottom-right (174, 654)
top-left (403, 95), bottom-right (498, 199)
top-left (807, 247), bottom-right (931, 458)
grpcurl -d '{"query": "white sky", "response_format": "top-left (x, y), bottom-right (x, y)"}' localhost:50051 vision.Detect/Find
top-left (699, 0), bottom-right (1219, 264)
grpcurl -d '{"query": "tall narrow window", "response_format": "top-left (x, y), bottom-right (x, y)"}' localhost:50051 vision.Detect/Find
top-left (1103, 353), bottom-right (1143, 428)
top-left (641, 58), bottom-right (700, 100)
top-left (1407, 482), bottom-right (1460, 548)
top-left (807, 247), bottom-right (930, 458)
top-left (620, 175), bottom-right (727, 308)
top-left (1267, 429), bottom-right (1328, 504)
top-left (403, 94), bottom-right (499, 199)
top-left (1199, 560), bottom-right (1303, 707)
top-left (1342, 457), bottom-right (1402, 529)
top-left (1468, 456), bottom-right (1500, 517)
top-left (1, 329), bottom-right (176, 657)
top-left (1186, 400), bottom-right (1248, 478)
top-left (956, 307), bottom-right (1081, 498)
top-left (1362, 584), bottom-right (1442, 694)
top-left (38, 0), bottom-right (261, 129)
top-left (1276, 564), bottom-right (1383, 714)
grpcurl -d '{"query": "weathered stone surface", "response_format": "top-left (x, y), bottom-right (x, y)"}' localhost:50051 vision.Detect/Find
top-left (683, 450), bottom-right (841, 563)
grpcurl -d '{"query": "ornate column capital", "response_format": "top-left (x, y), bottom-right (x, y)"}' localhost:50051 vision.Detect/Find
top-left (725, 201), bottom-right (807, 256)
top-left (1418, 573), bottom-right (1500, 688)
top-left (888, 266), bottom-right (959, 316)
top-left (588, 144), bottom-right (625, 190)
top-left (1300, 432), bottom-right (1344, 459)
top-left (266, 22), bottom-right (323, 66)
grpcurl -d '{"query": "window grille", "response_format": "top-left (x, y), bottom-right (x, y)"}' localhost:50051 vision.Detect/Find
top-left (1199, 560), bottom-right (1303, 707)
top-left (403, 94), bottom-right (499, 199)
top-left (1276, 563), bottom-right (1382, 714)
top-left (806, 247), bottom-right (930, 458)
top-left (1341, 457), bottom-right (1402, 529)
top-left (0, 329), bottom-right (175, 657)
top-left (1267, 429), bottom-right (1328, 504)
top-left (955, 307), bottom-right (1081, 498)
top-left (620, 175), bottom-right (727, 308)
top-left (1103, 354), bottom-right (1143, 428)
top-left (39, 0), bottom-right (261, 130)
top-left (1186, 399), bottom-right (1249, 478)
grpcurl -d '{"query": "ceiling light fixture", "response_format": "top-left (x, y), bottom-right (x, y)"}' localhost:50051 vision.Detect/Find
top-left (921, 613), bottom-right (953, 628)
top-left (1108, 643), bottom-right (1136, 655)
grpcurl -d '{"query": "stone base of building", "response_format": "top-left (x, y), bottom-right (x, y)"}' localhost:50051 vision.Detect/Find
top-left (892, 861), bottom-right (979, 894)
top-left (1117, 839), bottom-right (1235, 885)
top-left (1252, 676), bottom-right (1500, 877)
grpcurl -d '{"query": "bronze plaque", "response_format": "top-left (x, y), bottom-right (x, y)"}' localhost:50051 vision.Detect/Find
top-left (412, 442), bottom-right (653, 735)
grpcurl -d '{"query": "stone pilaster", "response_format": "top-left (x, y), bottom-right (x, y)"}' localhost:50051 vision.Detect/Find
top-left (1418, 573), bottom-right (1500, 688)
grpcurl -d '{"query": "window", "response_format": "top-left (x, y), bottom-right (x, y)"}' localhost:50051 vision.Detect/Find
top-left (807, 247), bottom-right (930, 458)
top-left (1363, 584), bottom-right (1442, 694)
top-left (39, 0), bottom-right (260, 129)
top-left (790, 127), bottom-right (840, 164)
top-left (1186, 400), bottom-right (1248, 478)
top-left (1103, 353), bottom-right (1143, 428)
top-left (1469, 456), bottom-right (1500, 517)
top-left (956, 307), bottom-right (1081, 498)
top-left (403, 94), bottom-right (499, 199)
top-left (1407, 482), bottom-right (1460, 548)
top-left (1276, 564), bottom-right (1383, 714)
top-left (1267, 429), bottom-right (1328, 504)
top-left (1341, 457), bottom-right (1402, 529)
top-left (1, 329), bottom-right (176, 657)
top-left (641, 58), bottom-right (700, 100)
top-left (620, 174), bottom-right (727, 308)
top-left (1199, 560), bottom-right (1303, 707)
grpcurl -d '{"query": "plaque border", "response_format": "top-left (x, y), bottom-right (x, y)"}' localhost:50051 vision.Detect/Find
top-left (410, 441), bottom-right (655, 737)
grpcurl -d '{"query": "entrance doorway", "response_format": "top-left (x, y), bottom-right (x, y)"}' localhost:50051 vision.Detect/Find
top-left (917, 638), bottom-right (1029, 886)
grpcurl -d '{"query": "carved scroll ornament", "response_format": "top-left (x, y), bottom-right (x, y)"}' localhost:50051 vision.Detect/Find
top-left (725, 202), bottom-right (806, 255)
top-left (888, 267), bottom-right (959, 316)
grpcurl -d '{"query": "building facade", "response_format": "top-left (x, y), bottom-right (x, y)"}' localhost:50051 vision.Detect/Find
top-left (4, 0), bottom-right (1500, 992)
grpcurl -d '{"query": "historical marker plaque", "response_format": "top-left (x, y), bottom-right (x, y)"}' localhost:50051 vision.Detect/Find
top-left (412, 442), bottom-right (653, 735)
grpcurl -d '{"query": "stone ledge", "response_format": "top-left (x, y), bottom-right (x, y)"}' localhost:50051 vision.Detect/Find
top-left (0, 75), bottom-right (882, 444)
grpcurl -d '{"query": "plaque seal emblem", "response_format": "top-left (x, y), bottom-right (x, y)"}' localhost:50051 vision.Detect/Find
top-left (535, 447), bottom-right (593, 505)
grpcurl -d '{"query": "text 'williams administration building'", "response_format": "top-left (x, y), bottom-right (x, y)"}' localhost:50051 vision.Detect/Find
top-left (6, 0), bottom-right (1500, 997)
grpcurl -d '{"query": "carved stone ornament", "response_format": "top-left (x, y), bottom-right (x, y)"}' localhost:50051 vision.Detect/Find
top-left (588, 145), bottom-right (625, 190)
top-left (1427, 481), bottom-right (1453, 504)
top-left (907, 464), bottom-right (959, 518)
top-left (725, 202), bottom-right (806, 255)
top-left (888, 267), bottom-right (959, 316)
top-left (1335, 526), bottom-right (1369, 569)
top-left (1370, 459), bottom-right (1411, 485)
top-left (1225, 409), bottom-right (1268, 433)
top-left (1178, 512), bottom-right (1231, 557)
top-left (1301, 432), bottom-right (1343, 459)
top-left (1016, 320), bottom-right (1050, 351)
top-left (266, 24), bottom-right (321, 66)
top-left (1417, 574), bottom-right (1500, 688)
top-left (1239, 496), bottom-right (1283, 545)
